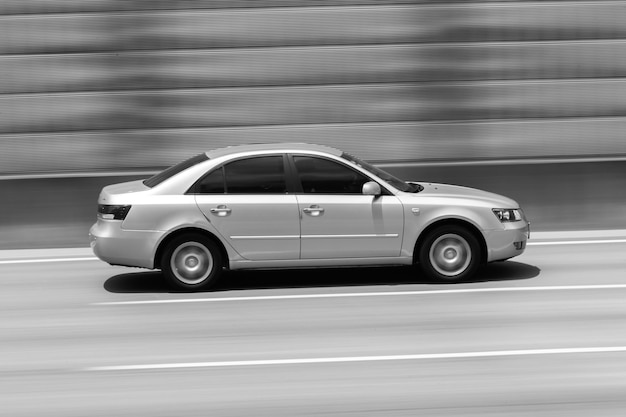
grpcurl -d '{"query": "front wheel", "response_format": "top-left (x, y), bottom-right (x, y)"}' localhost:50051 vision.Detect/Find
top-left (418, 226), bottom-right (481, 283)
top-left (161, 234), bottom-right (222, 291)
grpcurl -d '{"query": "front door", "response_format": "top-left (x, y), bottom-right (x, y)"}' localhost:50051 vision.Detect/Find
top-left (293, 155), bottom-right (404, 259)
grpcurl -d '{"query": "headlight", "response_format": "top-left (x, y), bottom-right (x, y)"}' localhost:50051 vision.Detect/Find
top-left (492, 208), bottom-right (523, 222)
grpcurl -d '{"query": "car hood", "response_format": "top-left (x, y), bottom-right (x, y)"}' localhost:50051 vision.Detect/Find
top-left (408, 182), bottom-right (519, 207)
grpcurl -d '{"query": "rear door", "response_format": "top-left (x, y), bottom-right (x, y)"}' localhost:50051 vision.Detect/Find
top-left (194, 155), bottom-right (300, 260)
top-left (292, 155), bottom-right (404, 259)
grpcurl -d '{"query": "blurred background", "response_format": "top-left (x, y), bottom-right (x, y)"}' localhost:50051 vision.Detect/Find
top-left (1, 0), bottom-right (625, 248)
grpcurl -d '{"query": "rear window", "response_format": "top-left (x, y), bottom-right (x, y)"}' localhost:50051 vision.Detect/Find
top-left (143, 153), bottom-right (209, 188)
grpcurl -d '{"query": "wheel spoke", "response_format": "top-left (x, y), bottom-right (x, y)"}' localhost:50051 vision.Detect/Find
top-left (429, 233), bottom-right (472, 277)
top-left (171, 242), bottom-right (214, 285)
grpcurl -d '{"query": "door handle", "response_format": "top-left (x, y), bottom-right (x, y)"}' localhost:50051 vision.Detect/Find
top-left (210, 206), bottom-right (232, 217)
top-left (303, 205), bottom-right (324, 217)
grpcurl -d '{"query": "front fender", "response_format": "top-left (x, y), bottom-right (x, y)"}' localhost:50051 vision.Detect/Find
top-left (400, 204), bottom-right (495, 258)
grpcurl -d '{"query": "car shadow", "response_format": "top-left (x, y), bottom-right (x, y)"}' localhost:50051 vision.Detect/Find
top-left (103, 261), bottom-right (541, 294)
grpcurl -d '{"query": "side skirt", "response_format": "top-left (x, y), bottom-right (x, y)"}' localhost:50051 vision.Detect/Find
top-left (228, 256), bottom-right (413, 271)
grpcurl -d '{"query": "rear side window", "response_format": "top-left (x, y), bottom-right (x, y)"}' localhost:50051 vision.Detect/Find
top-left (195, 156), bottom-right (287, 194)
top-left (197, 167), bottom-right (225, 194)
top-left (225, 156), bottom-right (286, 194)
top-left (143, 153), bottom-right (209, 188)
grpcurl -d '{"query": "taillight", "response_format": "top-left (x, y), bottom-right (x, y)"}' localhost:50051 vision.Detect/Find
top-left (98, 205), bottom-right (131, 220)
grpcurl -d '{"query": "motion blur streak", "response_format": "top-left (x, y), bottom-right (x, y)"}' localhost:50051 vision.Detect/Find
top-left (529, 239), bottom-right (626, 246)
top-left (91, 284), bottom-right (626, 306)
top-left (84, 346), bottom-right (626, 372)
top-left (0, 257), bottom-right (98, 265)
top-left (3, 1), bottom-right (626, 173)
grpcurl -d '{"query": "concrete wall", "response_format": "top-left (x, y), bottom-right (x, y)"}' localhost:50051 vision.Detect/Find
top-left (2, 1), bottom-right (626, 174)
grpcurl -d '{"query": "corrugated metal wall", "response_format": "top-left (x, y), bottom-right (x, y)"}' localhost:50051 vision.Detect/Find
top-left (2, 1), bottom-right (626, 174)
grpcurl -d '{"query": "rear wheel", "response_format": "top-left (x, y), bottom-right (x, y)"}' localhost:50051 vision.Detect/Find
top-left (161, 234), bottom-right (222, 291)
top-left (418, 226), bottom-right (481, 283)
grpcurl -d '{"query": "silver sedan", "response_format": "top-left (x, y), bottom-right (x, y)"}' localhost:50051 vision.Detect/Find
top-left (89, 143), bottom-right (530, 290)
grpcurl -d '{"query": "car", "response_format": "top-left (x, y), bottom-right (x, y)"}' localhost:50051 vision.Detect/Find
top-left (89, 143), bottom-right (530, 290)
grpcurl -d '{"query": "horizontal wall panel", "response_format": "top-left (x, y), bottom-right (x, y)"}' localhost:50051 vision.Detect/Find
top-left (0, 0), bottom-right (116, 14)
top-left (0, 14), bottom-right (117, 54)
top-left (0, 85), bottom-right (422, 133)
top-left (454, 40), bottom-right (626, 81)
top-left (0, 93), bottom-right (119, 134)
top-left (0, 46), bottom-right (422, 93)
top-left (0, 0), bottom-right (419, 15)
top-left (451, 1), bottom-right (626, 42)
top-left (0, 54), bottom-right (118, 94)
top-left (7, 41), bottom-right (626, 94)
top-left (121, 3), bottom-right (626, 47)
top-left (4, 3), bottom-right (626, 54)
top-left (4, 80), bottom-right (626, 133)
top-left (0, 7), bottom-right (420, 54)
top-left (3, 118), bottom-right (626, 174)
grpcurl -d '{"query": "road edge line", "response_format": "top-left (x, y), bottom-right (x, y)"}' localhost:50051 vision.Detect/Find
top-left (83, 346), bottom-right (626, 371)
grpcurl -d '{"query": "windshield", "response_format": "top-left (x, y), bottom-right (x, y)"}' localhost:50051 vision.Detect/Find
top-left (143, 153), bottom-right (209, 188)
top-left (340, 153), bottom-right (421, 193)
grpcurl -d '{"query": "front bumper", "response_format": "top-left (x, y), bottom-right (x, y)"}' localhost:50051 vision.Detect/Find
top-left (89, 220), bottom-right (163, 269)
top-left (484, 221), bottom-right (530, 262)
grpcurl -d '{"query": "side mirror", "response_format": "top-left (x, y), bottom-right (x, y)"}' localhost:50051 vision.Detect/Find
top-left (362, 181), bottom-right (381, 196)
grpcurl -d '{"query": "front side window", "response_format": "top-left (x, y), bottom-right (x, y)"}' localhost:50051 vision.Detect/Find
top-left (225, 156), bottom-right (287, 194)
top-left (341, 152), bottom-right (421, 193)
top-left (294, 156), bottom-right (370, 194)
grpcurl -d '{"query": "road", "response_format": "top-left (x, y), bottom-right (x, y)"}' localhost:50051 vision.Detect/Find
top-left (2, 234), bottom-right (626, 416)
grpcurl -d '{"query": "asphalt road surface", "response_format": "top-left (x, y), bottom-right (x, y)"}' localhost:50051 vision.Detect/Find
top-left (2, 233), bottom-right (626, 416)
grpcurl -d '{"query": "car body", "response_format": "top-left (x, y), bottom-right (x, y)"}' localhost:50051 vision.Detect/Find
top-left (89, 143), bottom-right (530, 290)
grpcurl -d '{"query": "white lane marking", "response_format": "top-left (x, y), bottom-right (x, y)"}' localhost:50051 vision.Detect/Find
top-left (0, 257), bottom-right (98, 265)
top-left (84, 346), bottom-right (626, 372)
top-left (528, 239), bottom-right (626, 246)
top-left (92, 284), bottom-right (626, 306)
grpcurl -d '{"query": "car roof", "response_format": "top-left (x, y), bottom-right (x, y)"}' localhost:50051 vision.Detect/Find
top-left (205, 143), bottom-right (342, 159)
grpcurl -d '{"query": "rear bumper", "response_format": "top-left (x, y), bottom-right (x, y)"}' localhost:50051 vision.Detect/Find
top-left (89, 220), bottom-right (162, 269)
top-left (484, 221), bottom-right (530, 262)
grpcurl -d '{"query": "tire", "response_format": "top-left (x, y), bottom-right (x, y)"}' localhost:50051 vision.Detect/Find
top-left (161, 233), bottom-right (223, 291)
top-left (418, 225), bottom-right (481, 283)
